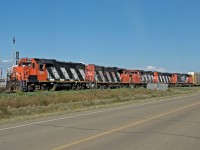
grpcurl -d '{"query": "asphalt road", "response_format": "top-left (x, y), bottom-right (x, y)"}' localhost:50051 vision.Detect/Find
top-left (1, 94), bottom-right (200, 150)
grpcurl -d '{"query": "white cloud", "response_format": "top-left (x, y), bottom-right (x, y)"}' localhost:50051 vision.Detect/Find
top-left (146, 65), bottom-right (167, 72)
top-left (156, 67), bottom-right (167, 72)
top-left (1, 59), bottom-right (12, 63)
top-left (0, 59), bottom-right (12, 65)
top-left (133, 65), bottom-right (167, 72)
top-left (146, 66), bottom-right (156, 71)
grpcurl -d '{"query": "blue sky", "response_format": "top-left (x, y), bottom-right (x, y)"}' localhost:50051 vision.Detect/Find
top-left (0, 0), bottom-right (200, 76)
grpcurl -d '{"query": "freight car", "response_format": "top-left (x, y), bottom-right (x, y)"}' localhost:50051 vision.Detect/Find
top-left (188, 72), bottom-right (200, 86)
top-left (6, 57), bottom-right (196, 92)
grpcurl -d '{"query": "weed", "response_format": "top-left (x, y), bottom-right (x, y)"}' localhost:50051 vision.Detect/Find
top-left (0, 105), bottom-right (9, 118)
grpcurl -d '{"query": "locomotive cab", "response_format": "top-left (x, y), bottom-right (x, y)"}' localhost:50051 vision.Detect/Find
top-left (12, 58), bottom-right (47, 82)
top-left (8, 58), bottom-right (48, 91)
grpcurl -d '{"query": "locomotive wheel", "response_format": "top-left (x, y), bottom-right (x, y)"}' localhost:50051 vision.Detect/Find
top-left (28, 85), bottom-right (34, 92)
top-left (130, 84), bottom-right (135, 89)
top-left (6, 82), bottom-right (15, 93)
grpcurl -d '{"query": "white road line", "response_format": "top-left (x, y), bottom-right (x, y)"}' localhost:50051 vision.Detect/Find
top-left (0, 94), bottom-right (197, 131)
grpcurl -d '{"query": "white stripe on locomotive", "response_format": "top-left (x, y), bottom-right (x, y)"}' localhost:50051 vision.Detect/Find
top-left (98, 71), bottom-right (106, 82)
top-left (60, 67), bottom-right (70, 80)
top-left (51, 67), bottom-right (60, 79)
top-left (165, 76), bottom-right (168, 83)
top-left (162, 76), bottom-right (166, 83)
top-left (79, 69), bottom-right (85, 80)
top-left (95, 73), bottom-right (99, 82)
top-left (106, 72), bottom-right (112, 82)
top-left (47, 69), bottom-right (54, 80)
top-left (141, 75), bottom-right (145, 83)
top-left (70, 68), bottom-right (79, 80)
top-left (150, 75), bottom-right (154, 82)
top-left (117, 72), bottom-right (121, 81)
top-left (112, 72), bottom-right (117, 82)
top-left (159, 76), bottom-right (163, 83)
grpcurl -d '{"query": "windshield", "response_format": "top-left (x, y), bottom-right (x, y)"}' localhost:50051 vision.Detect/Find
top-left (21, 62), bottom-right (31, 67)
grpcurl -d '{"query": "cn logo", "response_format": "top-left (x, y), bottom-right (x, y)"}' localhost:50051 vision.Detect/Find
top-left (87, 72), bottom-right (93, 76)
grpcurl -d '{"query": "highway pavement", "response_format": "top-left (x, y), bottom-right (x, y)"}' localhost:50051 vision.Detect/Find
top-left (0, 94), bottom-right (200, 150)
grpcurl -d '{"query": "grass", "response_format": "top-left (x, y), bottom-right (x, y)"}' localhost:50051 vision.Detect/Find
top-left (0, 87), bottom-right (200, 124)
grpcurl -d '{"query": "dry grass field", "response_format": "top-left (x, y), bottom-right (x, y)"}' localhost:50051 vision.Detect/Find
top-left (0, 87), bottom-right (200, 124)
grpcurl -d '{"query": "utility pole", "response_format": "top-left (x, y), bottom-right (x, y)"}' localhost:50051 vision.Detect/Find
top-left (12, 37), bottom-right (15, 66)
top-left (0, 68), bottom-right (2, 78)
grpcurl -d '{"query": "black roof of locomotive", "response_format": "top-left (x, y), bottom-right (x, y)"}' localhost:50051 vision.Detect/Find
top-left (34, 58), bottom-right (85, 66)
top-left (34, 58), bottom-right (56, 64)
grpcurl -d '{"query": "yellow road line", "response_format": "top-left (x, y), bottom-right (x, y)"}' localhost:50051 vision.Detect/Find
top-left (52, 101), bottom-right (200, 150)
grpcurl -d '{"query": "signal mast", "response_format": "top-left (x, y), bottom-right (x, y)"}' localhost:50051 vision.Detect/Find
top-left (12, 37), bottom-right (15, 66)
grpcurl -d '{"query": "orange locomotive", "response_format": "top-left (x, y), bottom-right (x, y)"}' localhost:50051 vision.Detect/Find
top-left (11, 58), bottom-right (47, 81)
top-left (7, 58), bottom-right (48, 91)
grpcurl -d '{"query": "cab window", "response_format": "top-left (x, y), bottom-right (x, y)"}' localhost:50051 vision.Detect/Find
top-left (32, 63), bottom-right (35, 68)
top-left (39, 64), bottom-right (44, 71)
